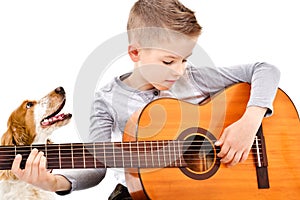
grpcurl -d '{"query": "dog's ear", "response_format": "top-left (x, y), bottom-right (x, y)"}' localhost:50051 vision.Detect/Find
top-left (1, 114), bottom-right (25, 145)
top-left (7, 119), bottom-right (34, 146)
top-left (1, 112), bottom-right (17, 145)
top-left (9, 124), bottom-right (29, 145)
top-left (1, 129), bottom-right (14, 145)
top-left (2, 103), bottom-right (36, 145)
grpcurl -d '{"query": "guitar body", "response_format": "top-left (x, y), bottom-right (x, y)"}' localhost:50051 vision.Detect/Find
top-left (124, 83), bottom-right (300, 200)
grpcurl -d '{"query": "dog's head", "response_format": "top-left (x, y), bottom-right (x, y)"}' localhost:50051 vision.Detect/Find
top-left (1, 87), bottom-right (72, 146)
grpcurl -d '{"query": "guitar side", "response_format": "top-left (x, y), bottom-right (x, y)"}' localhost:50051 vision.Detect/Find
top-left (124, 83), bottom-right (300, 200)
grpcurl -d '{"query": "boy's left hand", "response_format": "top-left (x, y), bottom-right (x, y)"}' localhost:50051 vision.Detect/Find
top-left (215, 106), bottom-right (267, 167)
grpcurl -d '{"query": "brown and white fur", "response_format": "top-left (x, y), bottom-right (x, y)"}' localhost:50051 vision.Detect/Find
top-left (0, 87), bottom-right (72, 200)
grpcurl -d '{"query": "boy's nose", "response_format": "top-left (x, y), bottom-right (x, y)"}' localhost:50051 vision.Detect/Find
top-left (172, 64), bottom-right (185, 76)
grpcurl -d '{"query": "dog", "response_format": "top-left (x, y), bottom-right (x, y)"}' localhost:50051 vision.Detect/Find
top-left (0, 86), bottom-right (72, 200)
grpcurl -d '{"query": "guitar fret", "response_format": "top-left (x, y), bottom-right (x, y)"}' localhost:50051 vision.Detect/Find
top-left (178, 140), bottom-right (182, 166)
top-left (162, 141), bottom-right (166, 167)
top-left (168, 141), bottom-right (171, 166)
top-left (129, 142), bottom-right (133, 168)
top-left (57, 144), bottom-right (70, 169)
top-left (137, 142), bottom-right (140, 167)
top-left (59, 144), bottom-right (61, 169)
top-left (156, 141), bottom-right (160, 167)
top-left (45, 145), bottom-right (57, 169)
top-left (93, 143), bottom-right (96, 168)
top-left (71, 143), bottom-right (74, 169)
top-left (121, 143), bottom-right (125, 168)
top-left (84, 143), bottom-right (96, 168)
top-left (173, 141), bottom-right (177, 167)
top-left (45, 143), bottom-right (47, 167)
top-left (83, 145), bottom-right (86, 168)
top-left (103, 142), bottom-right (106, 168)
top-left (151, 141), bottom-right (154, 167)
top-left (144, 141), bottom-right (147, 168)
top-left (113, 143), bottom-right (116, 167)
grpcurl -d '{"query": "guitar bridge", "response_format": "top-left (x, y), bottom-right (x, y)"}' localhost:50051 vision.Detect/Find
top-left (252, 125), bottom-right (270, 189)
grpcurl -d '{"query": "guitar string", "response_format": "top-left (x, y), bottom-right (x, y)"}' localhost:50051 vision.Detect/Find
top-left (0, 152), bottom-right (264, 167)
top-left (0, 158), bottom-right (263, 167)
top-left (0, 145), bottom-right (264, 157)
top-left (0, 140), bottom-right (265, 167)
top-left (0, 141), bottom-right (264, 164)
top-left (0, 139), bottom-right (263, 151)
top-left (0, 139), bottom-right (262, 146)
top-left (0, 156), bottom-right (264, 163)
top-left (0, 149), bottom-right (263, 156)
top-left (0, 148), bottom-right (264, 155)
top-left (0, 152), bottom-right (263, 159)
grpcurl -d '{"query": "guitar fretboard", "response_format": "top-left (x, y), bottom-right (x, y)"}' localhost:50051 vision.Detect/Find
top-left (0, 140), bottom-right (205, 170)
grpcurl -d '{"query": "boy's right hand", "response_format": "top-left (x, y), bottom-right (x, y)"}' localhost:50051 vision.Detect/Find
top-left (11, 148), bottom-right (70, 192)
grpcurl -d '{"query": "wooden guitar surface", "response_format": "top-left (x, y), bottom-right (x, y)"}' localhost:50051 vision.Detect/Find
top-left (124, 83), bottom-right (300, 200)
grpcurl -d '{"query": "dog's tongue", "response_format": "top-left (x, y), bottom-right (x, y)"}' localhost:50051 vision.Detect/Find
top-left (41, 113), bottom-right (70, 126)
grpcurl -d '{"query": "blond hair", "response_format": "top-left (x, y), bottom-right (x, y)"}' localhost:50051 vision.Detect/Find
top-left (127, 0), bottom-right (202, 47)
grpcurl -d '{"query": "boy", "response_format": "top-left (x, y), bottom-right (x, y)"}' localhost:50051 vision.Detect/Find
top-left (11, 0), bottom-right (280, 199)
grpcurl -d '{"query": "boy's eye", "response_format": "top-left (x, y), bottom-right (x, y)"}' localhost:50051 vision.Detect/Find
top-left (182, 59), bottom-right (187, 63)
top-left (163, 61), bottom-right (173, 65)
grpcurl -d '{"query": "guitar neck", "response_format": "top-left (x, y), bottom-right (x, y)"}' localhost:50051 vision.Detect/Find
top-left (0, 141), bottom-right (188, 170)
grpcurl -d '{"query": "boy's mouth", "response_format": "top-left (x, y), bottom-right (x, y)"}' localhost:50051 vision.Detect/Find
top-left (165, 80), bottom-right (177, 83)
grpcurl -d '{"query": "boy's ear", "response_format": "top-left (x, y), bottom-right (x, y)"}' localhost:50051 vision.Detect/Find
top-left (128, 44), bottom-right (140, 62)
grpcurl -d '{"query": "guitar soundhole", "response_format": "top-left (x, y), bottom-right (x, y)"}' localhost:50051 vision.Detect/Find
top-left (179, 127), bottom-right (220, 180)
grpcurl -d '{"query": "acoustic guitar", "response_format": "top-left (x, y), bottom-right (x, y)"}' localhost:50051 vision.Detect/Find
top-left (0, 83), bottom-right (299, 199)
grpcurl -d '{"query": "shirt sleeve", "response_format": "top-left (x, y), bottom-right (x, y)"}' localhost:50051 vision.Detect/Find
top-left (189, 62), bottom-right (281, 116)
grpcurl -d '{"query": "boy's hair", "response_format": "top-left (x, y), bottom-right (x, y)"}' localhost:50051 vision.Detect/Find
top-left (127, 0), bottom-right (202, 47)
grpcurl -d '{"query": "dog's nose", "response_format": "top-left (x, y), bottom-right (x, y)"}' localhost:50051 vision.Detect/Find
top-left (55, 87), bottom-right (65, 95)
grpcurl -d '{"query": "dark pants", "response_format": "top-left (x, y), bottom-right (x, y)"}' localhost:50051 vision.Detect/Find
top-left (108, 184), bottom-right (133, 200)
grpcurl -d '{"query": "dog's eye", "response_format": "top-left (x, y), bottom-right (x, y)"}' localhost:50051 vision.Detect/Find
top-left (26, 102), bottom-right (34, 109)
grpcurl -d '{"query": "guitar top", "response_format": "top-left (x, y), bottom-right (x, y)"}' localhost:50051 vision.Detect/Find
top-left (124, 83), bottom-right (300, 200)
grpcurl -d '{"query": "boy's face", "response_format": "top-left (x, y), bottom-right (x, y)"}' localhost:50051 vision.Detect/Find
top-left (131, 36), bottom-right (197, 91)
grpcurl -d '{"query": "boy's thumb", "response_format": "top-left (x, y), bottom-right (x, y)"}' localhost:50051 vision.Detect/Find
top-left (214, 135), bottom-right (224, 146)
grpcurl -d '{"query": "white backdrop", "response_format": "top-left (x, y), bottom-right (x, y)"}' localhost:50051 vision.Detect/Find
top-left (0, 0), bottom-right (299, 199)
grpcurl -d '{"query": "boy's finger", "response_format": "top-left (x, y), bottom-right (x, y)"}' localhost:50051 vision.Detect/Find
top-left (11, 154), bottom-right (23, 176)
top-left (215, 133), bottom-right (225, 146)
top-left (217, 142), bottom-right (229, 158)
top-left (227, 151), bottom-right (242, 167)
top-left (214, 140), bottom-right (222, 146)
top-left (23, 148), bottom-right (39, 176)
top-left (31, 151), bottom-right (44, 177)
top-left (40, 155), bottom-right (47, 172)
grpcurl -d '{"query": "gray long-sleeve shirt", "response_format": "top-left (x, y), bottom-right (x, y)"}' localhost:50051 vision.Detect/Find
top-left (56, 62), bottom-right (280, 194)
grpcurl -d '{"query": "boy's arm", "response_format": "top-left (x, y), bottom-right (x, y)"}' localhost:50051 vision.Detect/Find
top-left (190, 62), bottom-right (280, 166)
top-left (190, 62), bottom-right (280, 116)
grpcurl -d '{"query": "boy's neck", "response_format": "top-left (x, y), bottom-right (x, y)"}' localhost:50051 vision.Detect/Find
top-left (122, 72), bottom-right (154, 91)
